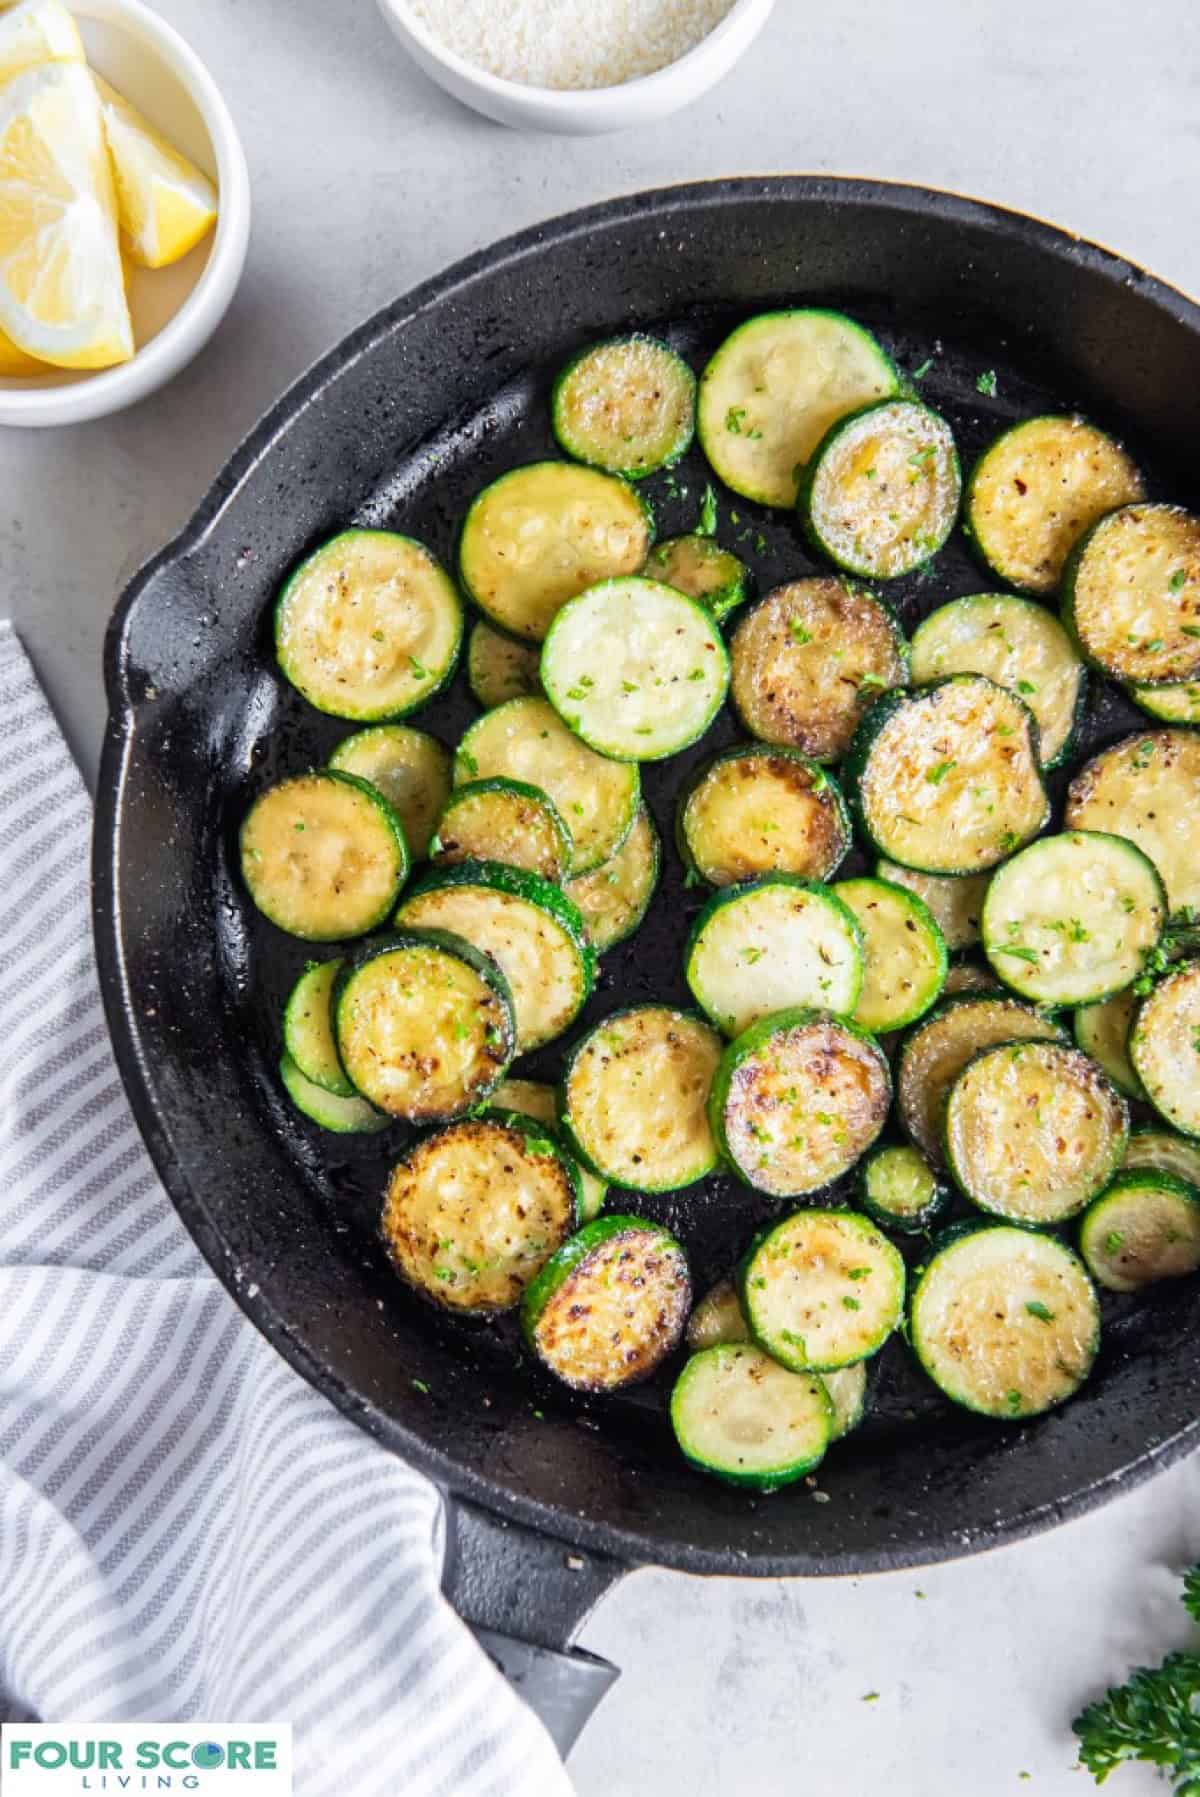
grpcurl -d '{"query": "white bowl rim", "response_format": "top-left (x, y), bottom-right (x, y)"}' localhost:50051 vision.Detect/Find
top-left (0, 0), bottom-right (251, 427)
top-left (379, 0), bottom-right (773, 114)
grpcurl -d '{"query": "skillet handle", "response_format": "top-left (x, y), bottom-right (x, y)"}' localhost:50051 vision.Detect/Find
top-left (441, 1492), bottom-right (626, 1757)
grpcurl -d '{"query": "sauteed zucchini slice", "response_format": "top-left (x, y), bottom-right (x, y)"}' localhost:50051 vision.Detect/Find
top-left (564, 806), bottom-right (660, 952)
top-left (711, 1009), bottom-right (891, 1198)
top-left (1074, 988), bottom-right (1146, 1101)
top-left (490, 1077), bottom-right (606, 1222)
top-left (541, 576), bottom-right (729, 761)
top-left (832, 875), bottom-right (947, 1033)
top-left (896, 993), bottom-right (1067, 1166)
top-left (1063, 503), bottom-right (1200, 686)
top-left (683, 1280), bottom-right (869, 1437)
top-left (240, 770), bottom-right (408, 940)
top-left (846, 676), bottom-right (1049, 875)
top-left (730, 577), bottom-right (908, 762)
top-left (645, 534), bottom-right (750, 622)
top-left (698, 309), bottom-right (900, 508)
top-left (382, 1112), bottom-right (579, 1315)
top-left (980, 830), bottom-right (1166, 1006)
top-left (561, 1005), bottom-right (722, 1192)
top-left (739, 1209), bottom-right (905, 1372)
top-left (911, 1226), bottom-right (1100, 1419)
top-left (429, 778), bottom-right (571, 882)
top-left (800, 398), bottom-right (961, 580)
top-left (859, 1142), bottom-right (948, 1234)
top-left (552, 335), bottom-right (695, 478)
top-left (944, 1041), bottom-right (1128, 1225)
top-left (395, 860), bottom-right (593, 1053)
top-left (456, 696), bottom-right (639, 876)
top-left (1129, 678), bottom-right (1200, 724)
top-left (964, 415), bottom-right (1144, 595)
top-left (875, 860), bottom-right (988, 956)
top-left (328, 724), bottom-right (450, 860)
top-left (280, 1053), bottom-right (387, 1135)
top-left (283, 957), bottom-right (354, 1097)
top-left (1065, 729), bottom-right (1200, 921)
top-left (671, 1346), bottom-right (832, 1490)
top-left (523, 1216), bottom-right (690, 1392)
top-left (1079, 1170), bottom-right (1200, 1293)
top-left (685, 877), bottom-right (864, 1037)
top-left (466, 619), bottom-right (542, 710)
top-left (1129, 960), bottom-right (1200, 1137)
top-left (458, 461), bottom-right (651, 642)
top-left (335, 930), bottom-right (514, 1121)
top-left (1122, 1125), bottom-right (1200, 1189)
top-left (909, 593), bottom-right (1086, 769)
top-left (275, 530), bottom-right (462, 720)
top-left (677, 744), bottom-right (851, 887)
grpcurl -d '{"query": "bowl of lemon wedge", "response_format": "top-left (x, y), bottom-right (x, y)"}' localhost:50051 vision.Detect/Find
top-left (0, 0), bottom-right (250, 427)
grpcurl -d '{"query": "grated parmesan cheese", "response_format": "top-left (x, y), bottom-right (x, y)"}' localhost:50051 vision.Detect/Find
top-left (406, 0), bottom-right (735, 91)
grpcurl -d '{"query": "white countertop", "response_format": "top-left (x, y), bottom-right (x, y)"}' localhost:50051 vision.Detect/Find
top-left (10, 1), bottom-right (1199, 1788)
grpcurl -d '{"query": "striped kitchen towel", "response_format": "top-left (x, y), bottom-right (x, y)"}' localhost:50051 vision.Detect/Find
top-left (0, 620), bottom-right (572, 1797)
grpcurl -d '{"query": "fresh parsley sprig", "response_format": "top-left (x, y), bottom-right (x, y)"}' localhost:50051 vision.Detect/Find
top-left (1073, 1564), bottom-right (1200, 1792)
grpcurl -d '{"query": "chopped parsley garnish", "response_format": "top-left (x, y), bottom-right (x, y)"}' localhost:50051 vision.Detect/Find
top-left (926, 760), bottom-right (956, 785)
top-left (458, 749), bottom-right (479, 777)
top-left (725, 405), bottom-right (762, 439)
top-left (842, 1295), bottom-right (862, 1311)
top-left (411, 1378), bottom-right (430, 1394)
top-left (976, 369), bottom-right (998, 396)
top-left (1103, 1231), bottom-right (1124, 1256)
top-left (743, 946), bottom-right (767, 964)
top-left (1016, 679), bottom-right (1038, 695)
top-left (698, 483), bottom-right (719, 536)
top-left (847, 1266), bottom-right (872, 1281)
top-left (409, 655), bottom-right (429, 679)
top-left (789, 619), bottom-right (814, 646)
top-left (990, 943), bottom-right (1040, 964)
top-left (1025, 1301), bottom-right (1054, 1323)
top-left (911, 358), bottom-right (934, 381)
top-left (1169, 568), bottom-right (1187, 593)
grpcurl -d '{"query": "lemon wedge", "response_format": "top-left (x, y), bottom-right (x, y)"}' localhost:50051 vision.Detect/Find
top-left (0, 61), bottom-right (132, 368)
top-left (0, 0), bottom-right (83, 88)
top-left (0, 324), bottom-right (45, 374)
top-left (95, 76), bottom-right (217, 269)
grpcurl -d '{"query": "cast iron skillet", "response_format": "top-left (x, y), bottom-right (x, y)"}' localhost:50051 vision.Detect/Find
top-left (95, 178), bottom-right (1200, 1752)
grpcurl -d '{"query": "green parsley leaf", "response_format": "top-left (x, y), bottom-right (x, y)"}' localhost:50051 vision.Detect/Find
top-left (926, 760), bottom-right (956, 785)
top-left (1025, 1301), bottom-right (1054, 1322)
top-left (789, 619), bottom-right (814, 646)
top-left (698, 483), bottom-right (718, 536)
top-left (976, 369), bottom-right (998, 396)
top-left (911, 358), bottom-right (934, 380)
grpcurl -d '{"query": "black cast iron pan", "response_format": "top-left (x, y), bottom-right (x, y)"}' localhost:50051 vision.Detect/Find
top-left (94, 178), bottom-right (1200, 1753)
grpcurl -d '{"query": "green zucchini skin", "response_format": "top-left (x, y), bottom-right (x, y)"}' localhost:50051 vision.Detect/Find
top-left (274, 529), bottom-right (463, 721)
top-left (858, 1141), bottom-right (949, 1234)
top-left (709, 1007), bottom-right (891, 1197)
top-left (684, 875), bottom-right (865, 1037)
top-left (963, 415), bottom-right (1145, 596)
top-left (540, 576), bottom-right (730, 762)
top-left (739, 1208), bottom-right (906, 1372)
top-left (396, 858), bottom-right (595, 1053)
top-left (844, 676), bottom-right (1049, 876)
top-left (559, 1005), bottom-right (723, 1193)
top-left (551, 335), bottom-right (696, 478)
top-left (334, 928), bottom-right (515, 1122)
top-left (980, 830), bottom-right (1167, 1007)
top-left (799, 398), bottom-right (961, 581)
top-left (564, 806), bottom-right (660, 953)
top-left (676, 742), bottom-right (853, 889)
top-left (670, 1345), bottom-right (832, 1490)
top-left (279, 1052), bottom-right (389, 1134)
top-left (1078, 1169), bottom-right (1200, 1292)
top-left (832, 875), bottom-right (948, 1034)
top-left (382, 1112), bottom-right (580, 1315)
top-left (282, 958), bottom-right (354, 1097)
top-left (521, 1215), bottom-right (691, 1392)
top-left (645, 534), bottom-right (751, 622)
top-left (909, 592), bottom-right (1087, 771)
top-left (697, 309), bottom-right (901, 508)
top-left (429, 776), bottom-right (573, 883)
top-left (240, 770), bottom-right (409, 942)
top-left (1061, 503), bottom-right (1200, 688)
top-left (910, 1224), bottom-right (1100, 1419)
top-left (943, 1040), bottom-right (1128, 1226)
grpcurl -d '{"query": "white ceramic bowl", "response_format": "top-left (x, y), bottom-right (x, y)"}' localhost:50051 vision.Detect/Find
top-left (376, 0), bottom-right (776, 135)
top-left (0, 0), bottom-right (250, 429)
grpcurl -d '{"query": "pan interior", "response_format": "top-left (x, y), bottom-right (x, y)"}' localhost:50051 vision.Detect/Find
top-left (99, 182), bottom-right (1200, 1575)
